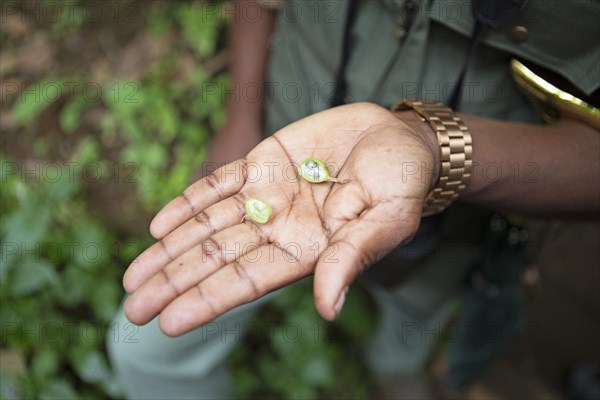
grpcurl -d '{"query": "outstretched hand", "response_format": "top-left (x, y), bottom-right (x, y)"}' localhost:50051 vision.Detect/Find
top-left (123, 103), bottom-right (437, 336)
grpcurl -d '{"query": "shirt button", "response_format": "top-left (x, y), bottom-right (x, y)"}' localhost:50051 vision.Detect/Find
top-left (510, 26), bottom-right (529, 44)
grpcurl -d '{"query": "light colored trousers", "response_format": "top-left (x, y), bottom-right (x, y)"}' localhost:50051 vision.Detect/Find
top-left (107, 243), bottom-right (475, 399)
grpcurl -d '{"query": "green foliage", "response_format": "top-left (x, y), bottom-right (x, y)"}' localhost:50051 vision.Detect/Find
top-left (0, 152), bottom-right (138, 399)
top-left (2, 1), bottom-right (378, 398)
top-left (44, 0), bottom-right (86, 36)
top-left (101, 76), bottom-right (216, 209)
top-left (60, 95), bottom-right (89, 135)
top-left (11, 79), bottom-right (67, 126)
top-left (178, 3), bottom-right (223, 59)
top-left (99, 3), bottom-right (230, 210)
top-left (2, 2), bottom-right (228, 398)
top-left (229, 279), bottom-right (377, 399)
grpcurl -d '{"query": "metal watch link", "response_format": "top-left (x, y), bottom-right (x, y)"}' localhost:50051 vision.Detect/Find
top-left (392, 100), bottom-right (473, 215)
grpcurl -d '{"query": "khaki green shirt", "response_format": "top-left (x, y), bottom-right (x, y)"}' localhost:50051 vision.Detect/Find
top-left (265, 0), bottom-right (599, 134)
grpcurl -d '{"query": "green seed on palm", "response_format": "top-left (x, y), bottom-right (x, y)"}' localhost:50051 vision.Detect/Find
top-left (245, 197), bottom-right (272, 224)
top-left (298, 157), bottom-right (348, 183)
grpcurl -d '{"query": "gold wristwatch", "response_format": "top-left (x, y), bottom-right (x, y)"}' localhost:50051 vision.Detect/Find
top-left (392, 100), bottom-right (473, 216)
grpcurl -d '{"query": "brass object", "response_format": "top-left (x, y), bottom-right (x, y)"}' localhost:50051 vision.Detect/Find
top-left (510, 59), bottom-right (600, 130)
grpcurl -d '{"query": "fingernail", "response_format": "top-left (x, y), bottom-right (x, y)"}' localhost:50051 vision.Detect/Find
top-left (334, 286), bottom-right (349, 318)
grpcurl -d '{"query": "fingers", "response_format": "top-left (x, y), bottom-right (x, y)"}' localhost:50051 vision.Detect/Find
top-left (123, 193), bottom-right (247, 293)
top-left (124, 221), bottom-right (267, 326)
top-left (149, 159), bottom-right (248, 239)
top-left (157, 244), bottom-right (311, 336)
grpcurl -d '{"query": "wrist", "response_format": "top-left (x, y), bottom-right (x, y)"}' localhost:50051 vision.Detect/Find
top-left (393, 110), bottom-right (441, 191)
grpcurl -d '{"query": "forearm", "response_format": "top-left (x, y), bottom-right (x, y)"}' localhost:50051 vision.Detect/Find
top-left (455, 116), bottom-right (599, 216)
top-left (226, 0), bottom-right (275, 125)
top-left (205, 1), bottom-right (275, 167)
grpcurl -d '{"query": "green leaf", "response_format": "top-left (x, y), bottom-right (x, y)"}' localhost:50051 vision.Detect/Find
top-left (302, 356), bottom-right (334, 387)
top-left (39, 379), bottom-right (79, 400)
top-left (100, 113), bottom-right (118, 136)
top-left (141, 91), bottom-right (179, 144)
top-left (180, 122), bottom-right (209, 146)
top-left (60, 95), bottom-right (89, 134)
top-left (1, 204), bottom-right (51, 278)
top-left (70, 223), bottom-right (108, 270)
top-left (89, 278), bottom-right (121, 323)
top-left (11, 79), bottom-right (65, 125)
top-left (142, 142), bottom-right (167, 170)
top-left (33, 138), bottom-right (48, 156)
top-left (149, 8), bottom-right (172, 36)
top-left (44, 168), bottom-right (79, 203)
top-left (70, 137), bottom-right (100, 166)
top-left (209, 104), bottom-right (226, 129)
top-left (336, 288), bottom-right (376, 338)
top-left (9, 260), bottom-right (60, 296)
top-left (155, 102), bottom-right (179, 143)
top-left (178, 4), bottom-right (221, 58)
top-left (32, 347), bottom-right (60, 379)
top-left (1, 201), bottom-right (51, 246)
top-left (54, 264), bottom-right (90, 307)
top-left (168, 82), bottom-right (186, 102)
top-left (102, 81), bottom-right (145, 116)
top-left (191, 66), bottom-right (209, 87)
top-left (120, 117), bottom-right (145, 142)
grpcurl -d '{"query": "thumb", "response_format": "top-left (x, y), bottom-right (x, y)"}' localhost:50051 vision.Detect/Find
top-left (313, 202), bottom-right (417, 321)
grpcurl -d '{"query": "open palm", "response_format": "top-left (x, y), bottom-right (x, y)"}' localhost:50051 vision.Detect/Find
top-left (123, 103), bottom-right (436, 336)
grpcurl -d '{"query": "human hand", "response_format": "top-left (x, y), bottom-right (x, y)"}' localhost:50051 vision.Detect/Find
top-left (123, 103), bottom-right (438, 336)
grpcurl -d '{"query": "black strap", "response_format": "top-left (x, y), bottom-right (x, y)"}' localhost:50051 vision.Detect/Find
top-left (448, 20), bottom-right (487, 109)
top-left (330, 0), bottom-right (360, 107)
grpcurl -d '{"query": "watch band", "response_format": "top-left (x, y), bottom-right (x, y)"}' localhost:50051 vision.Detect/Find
top-left (392, 100), bottom-right (473, 215)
